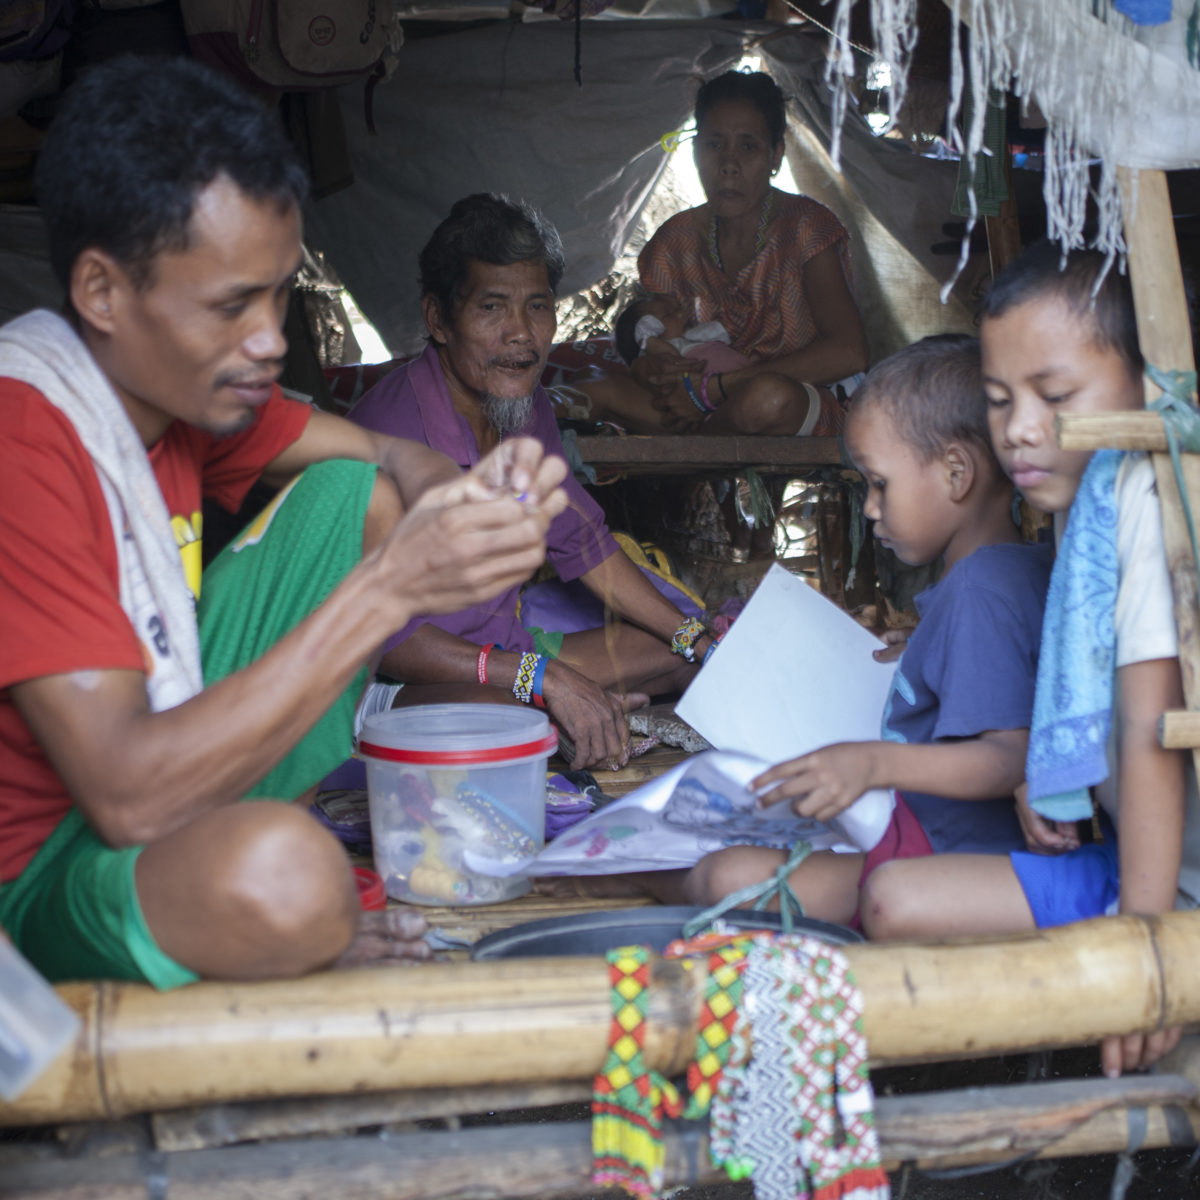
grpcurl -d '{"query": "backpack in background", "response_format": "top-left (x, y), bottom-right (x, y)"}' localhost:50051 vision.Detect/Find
top-left (180, 0), bottom-right (395, 93)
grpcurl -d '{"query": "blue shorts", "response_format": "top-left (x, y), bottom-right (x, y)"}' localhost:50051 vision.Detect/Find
top-left (1010, 838), bottom-right (1119, 928)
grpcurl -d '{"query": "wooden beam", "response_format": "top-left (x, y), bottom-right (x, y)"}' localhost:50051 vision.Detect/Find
top-left (1120, 168), bottom-right (1200, 753)
top-left (150, 1080), bottom-right (593, 1153)
top-left (1161, 709), bottom-right (1200, 749)
top-left (1057, 411), bottom-right (1171, 452)
top-left (574, 433), bottom-right (844, 473)
top-left (6, 911), bottom-right (1200, 1126)
top-left (2, 1077), bottom-right (1198, 1197)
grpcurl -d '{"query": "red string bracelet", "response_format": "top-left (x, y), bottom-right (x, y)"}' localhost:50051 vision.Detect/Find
top-left (477, 642), bottom-right (497, 685)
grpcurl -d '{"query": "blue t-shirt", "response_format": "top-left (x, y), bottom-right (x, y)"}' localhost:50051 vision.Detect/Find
top-left (883, 541), bottom-right (1054, 854)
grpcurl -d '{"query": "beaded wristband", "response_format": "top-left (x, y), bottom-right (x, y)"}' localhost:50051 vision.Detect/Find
top-left (477, 642), bottom-right (497, 685)
top-left (702, 640), bottom-right (718, 666)
top-left (531, 654), bottom-right (548, 709)
top-left (671, 616), bottom-right (707, 662)
top-left (681, 373), bottom-right (708, 414)
top-left (698, 372), bottom-right (716, 413)
top-left (513, 651), bottom-right (540, 704)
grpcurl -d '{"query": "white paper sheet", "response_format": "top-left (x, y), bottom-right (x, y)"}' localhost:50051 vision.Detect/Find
top-left (675, 563), bottom-right (898, 851)
top-left (463, 750), bottom-right (851, 878)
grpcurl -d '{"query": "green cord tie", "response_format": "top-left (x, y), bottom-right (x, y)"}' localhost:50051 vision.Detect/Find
top-left (1146, 363), bottom-right (1200, 570)
top-left (681, 838), bottom-right (814, 940)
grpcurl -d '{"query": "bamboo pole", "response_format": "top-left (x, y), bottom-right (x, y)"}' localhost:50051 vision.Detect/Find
top-left (1057, 410), bottom-right (1171, 451)
top-left (1119, 169), bottom-right (1200, 758)
top-left (1160, 709), bottom-right (1200, 749)
top-left (6, 912), bottom-right (1200, 1127)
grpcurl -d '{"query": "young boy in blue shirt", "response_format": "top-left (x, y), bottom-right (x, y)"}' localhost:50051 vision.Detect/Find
top-left (685, 335), bottom-right (1053, 924)
top-left (862, 244), bottom-right (1194, 1076)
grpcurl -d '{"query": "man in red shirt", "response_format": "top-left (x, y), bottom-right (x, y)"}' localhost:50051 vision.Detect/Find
top-left (0, 57), bottom-right (566, 988)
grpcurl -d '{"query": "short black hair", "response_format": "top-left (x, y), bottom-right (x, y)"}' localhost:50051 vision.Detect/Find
top-left (419, 193), bottom-right (566, 327)
top-left (613, 291), bottom-right (653, 365)
top-left (852, 334), bottom-right (995, 464)
top-left (980, 241), bottom-right (1144, 378)
top-left (694, 70), bottom-right (786, 148)
top-left (35, 56), bottom-right (308, 290)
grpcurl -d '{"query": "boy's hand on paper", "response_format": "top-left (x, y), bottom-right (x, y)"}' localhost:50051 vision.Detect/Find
top-left (752, 742), bottom-right (875, 823)
top-left (872, 629), bottom-right (909, 663)
top-left (1015, 784), bottom-right (1081, 854)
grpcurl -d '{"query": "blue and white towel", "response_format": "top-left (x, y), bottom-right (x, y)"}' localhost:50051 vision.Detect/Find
top-left (1025, 449), bottom-right (1123, 821)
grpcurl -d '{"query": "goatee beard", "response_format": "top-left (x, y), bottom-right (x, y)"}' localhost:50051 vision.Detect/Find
top-left (482, 391), bottom-right (534, 436)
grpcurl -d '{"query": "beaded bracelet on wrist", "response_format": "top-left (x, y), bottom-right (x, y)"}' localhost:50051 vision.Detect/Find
top-left (671, 616), bottom-right (707, 662)
top-left (681, 373), bottom-right (708, 415)
top-left (513, 651), bottom-right (541, 705)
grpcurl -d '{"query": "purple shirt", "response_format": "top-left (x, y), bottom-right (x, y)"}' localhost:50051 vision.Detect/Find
top-left (348, 344), bottom-right (618, 654)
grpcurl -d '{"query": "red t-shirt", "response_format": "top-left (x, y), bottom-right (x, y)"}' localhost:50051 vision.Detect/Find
top-left (0, 379), bottom-right (311, 882)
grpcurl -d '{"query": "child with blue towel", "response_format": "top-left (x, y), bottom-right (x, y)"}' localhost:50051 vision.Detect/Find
top-left (863, 243), bottom-right (1197, 1077)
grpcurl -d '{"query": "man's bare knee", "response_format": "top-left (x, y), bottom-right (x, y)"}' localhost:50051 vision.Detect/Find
top-left (140, 802), bottom-right (359, 980)
top-left (362, 470), bottom-right (404, 557)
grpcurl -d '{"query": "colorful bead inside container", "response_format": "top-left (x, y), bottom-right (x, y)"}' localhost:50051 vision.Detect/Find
top-left (359, 703), bottom-right (555, 907)
top-left (354, 866), bottom-right (387, 911)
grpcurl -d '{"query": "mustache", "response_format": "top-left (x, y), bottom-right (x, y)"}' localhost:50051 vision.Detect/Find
top-left (214, 364), bottom-right (284, 389)
top-left (489, 356), bottom-right (540, 370)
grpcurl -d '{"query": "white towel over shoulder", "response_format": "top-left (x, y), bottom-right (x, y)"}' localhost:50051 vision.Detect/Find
top-left (0, 309), bottom-right (202, 711)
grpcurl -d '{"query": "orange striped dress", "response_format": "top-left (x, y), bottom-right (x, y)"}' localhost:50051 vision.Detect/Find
top-left (637, 190), bottom-right (851, 364)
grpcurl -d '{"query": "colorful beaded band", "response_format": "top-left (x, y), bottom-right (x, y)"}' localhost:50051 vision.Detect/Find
top-left (477, 642), bottom-right (496, 686)
top-left (671, 617), bottom-right (707, 662)
top-left (511, 652), bottom-right (540, 705)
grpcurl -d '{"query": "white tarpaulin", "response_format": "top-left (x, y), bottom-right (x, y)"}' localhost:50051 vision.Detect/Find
top-left (304, 20), bottom-right (745, 353)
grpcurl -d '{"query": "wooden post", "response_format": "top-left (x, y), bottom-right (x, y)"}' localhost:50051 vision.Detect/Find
top-left (5, 911), bottom-right (1200, 1127)
top-left (1119, 169), bottom-right (1200, 761)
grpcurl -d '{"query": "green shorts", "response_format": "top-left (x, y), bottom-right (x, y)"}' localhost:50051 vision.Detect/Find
top-left (0, 459), bottom-right (378, 988)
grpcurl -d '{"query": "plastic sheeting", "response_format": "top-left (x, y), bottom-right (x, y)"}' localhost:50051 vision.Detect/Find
top-left (304, 20), bottom-right (745, 354)
top-left (307, 20), bottom-right (994, 358)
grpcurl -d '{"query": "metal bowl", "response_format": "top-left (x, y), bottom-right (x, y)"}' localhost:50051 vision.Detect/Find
top-left (469, 905), bottom-right (862, 960)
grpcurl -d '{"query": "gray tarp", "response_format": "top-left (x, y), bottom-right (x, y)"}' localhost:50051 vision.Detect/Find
top-left (2, 20), bottom-right (991, 359)
top-left (304, 20), bottom-right (747, 354)
top-left (308, 20), bottom-right (988, 358)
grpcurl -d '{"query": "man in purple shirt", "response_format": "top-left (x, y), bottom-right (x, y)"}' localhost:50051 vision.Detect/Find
top-left (349, 194), bottom-right (714, 770)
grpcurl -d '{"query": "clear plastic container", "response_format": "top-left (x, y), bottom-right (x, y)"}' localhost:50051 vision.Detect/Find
top-left (360, 704), bottom-right (555, 906)
top-left (0, 938), bottom-right (80, 1101)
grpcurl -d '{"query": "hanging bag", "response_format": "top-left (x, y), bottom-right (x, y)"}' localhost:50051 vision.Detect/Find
top-left (181, 0), bottom-right (394, 92)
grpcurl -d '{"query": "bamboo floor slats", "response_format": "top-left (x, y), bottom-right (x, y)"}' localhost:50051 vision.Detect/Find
top-left (2, 1071), bottom-right (1198, 1198)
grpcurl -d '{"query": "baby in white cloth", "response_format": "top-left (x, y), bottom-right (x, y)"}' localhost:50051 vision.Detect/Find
top-left (613, 292), bottom-right (824, 435)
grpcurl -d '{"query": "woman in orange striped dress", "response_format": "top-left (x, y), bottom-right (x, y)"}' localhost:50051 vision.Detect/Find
top-left (585, 71), bottom-right (868, 437)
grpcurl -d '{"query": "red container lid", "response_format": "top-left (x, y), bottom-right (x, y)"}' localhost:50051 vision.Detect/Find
top-left (354, 866), bottom-right (386, 911)
top-left (358, 729), bottom-right (558, 766)
top-left (358, 702), bottom-right (557, 766)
